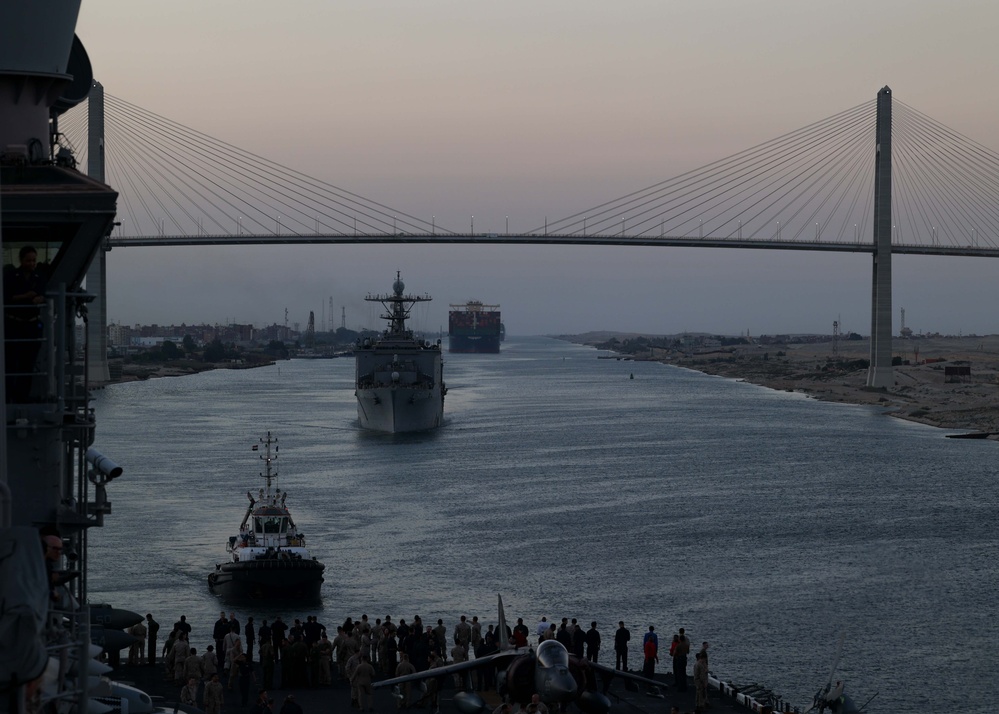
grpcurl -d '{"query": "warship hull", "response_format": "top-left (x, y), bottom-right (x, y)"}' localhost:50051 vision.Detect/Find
top-left (355, 344), bottom-right (445, 433)
top-left (209, 559), bottom-right (324, 601)
top-left (356, 381), bottom-right (444, 432)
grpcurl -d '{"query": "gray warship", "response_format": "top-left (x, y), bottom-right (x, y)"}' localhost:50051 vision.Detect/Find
top-left (354, 273), bottom-right (445, 433)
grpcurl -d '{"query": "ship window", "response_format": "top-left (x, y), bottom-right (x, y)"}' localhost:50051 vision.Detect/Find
top-left (257, 516), bottom-right (287, 534)
top-left (2, 241), bottom-right (62, 278)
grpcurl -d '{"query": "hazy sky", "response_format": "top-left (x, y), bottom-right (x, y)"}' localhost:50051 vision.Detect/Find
top-left (74, 1), bottom-right (999, 336)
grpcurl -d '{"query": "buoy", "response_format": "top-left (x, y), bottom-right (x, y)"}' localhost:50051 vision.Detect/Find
top-left (629, 373), bottom-right (634, 379)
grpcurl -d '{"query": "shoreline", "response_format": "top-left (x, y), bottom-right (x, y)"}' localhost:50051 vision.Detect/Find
top-left (567, 334), bottom-right (999, 437)
top-left (107, 358), bottom-right (278, 385)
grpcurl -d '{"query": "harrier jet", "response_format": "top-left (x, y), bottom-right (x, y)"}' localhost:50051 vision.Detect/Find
top-left (375, 595), bottom-right (664, 714)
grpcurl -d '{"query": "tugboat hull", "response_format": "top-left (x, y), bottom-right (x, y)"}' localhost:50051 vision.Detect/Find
top-left (209, 560), bottom-right (324, 602)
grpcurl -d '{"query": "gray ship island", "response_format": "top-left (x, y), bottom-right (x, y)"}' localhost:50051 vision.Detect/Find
top-left (355, 272), bottom-right (446, 433)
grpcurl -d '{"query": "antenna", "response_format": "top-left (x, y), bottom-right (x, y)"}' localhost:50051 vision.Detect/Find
top-left (258, 432), bottom-right (279, 489)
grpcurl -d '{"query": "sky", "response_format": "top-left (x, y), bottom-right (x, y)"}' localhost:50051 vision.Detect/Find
top-left (72, 0), bottom-right (999, 337)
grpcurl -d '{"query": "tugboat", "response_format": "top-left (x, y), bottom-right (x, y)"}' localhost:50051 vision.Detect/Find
top-left (355, 272), bottom-right (446, 432)
top-left (208, 433), bottom-right (325, 601)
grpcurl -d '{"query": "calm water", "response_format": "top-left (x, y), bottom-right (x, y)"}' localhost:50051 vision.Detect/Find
top-left (88, 337), bottom-right (998, 713)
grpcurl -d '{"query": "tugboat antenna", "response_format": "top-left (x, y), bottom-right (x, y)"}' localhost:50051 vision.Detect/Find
top-left (259, 431), bottom-right (279, 490)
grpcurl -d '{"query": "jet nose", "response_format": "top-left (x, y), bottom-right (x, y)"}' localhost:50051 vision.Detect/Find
top-left (546, 668), bottom-right (578, 701)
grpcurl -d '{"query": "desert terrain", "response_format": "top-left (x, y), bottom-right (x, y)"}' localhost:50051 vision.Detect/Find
top-left (574, 334), bottom-right (999, 437)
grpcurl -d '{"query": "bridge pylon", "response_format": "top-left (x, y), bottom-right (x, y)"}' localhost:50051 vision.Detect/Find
top-left (85, 80), bottom-right (111, 385)
top-left (866, 86), bottom-right (894, 389)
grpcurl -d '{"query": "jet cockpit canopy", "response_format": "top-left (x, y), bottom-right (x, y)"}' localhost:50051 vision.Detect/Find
top-left (536, 640), bottom-right (569, 668)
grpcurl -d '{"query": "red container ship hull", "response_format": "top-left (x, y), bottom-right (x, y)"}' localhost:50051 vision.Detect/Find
top-left (449, 301), bottom-right (501, 354)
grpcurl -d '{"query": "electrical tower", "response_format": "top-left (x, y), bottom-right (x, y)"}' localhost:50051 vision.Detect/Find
top-left (329, 297), bottom-right (334, 331)
top-left (832, 319), bottom-right (840, 356)
top-left (341, 306), bottom-right (346, 330)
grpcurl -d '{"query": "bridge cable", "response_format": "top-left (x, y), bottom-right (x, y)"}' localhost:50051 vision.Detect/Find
top-left (105, 94), bottom-right (447, 236)
top-left (533, 99), bottom-right (876, 235)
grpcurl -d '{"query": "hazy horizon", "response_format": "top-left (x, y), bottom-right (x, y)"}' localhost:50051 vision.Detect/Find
top-left (74, 1), bottom-right (999, 336)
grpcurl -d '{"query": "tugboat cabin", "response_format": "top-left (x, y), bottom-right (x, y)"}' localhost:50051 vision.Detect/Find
top-left (252, 506), bottom-right (298, 546)
top-left (228, 498), bottom-right (309, 560)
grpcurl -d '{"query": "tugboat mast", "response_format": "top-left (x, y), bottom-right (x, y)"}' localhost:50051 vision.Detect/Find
top-left (240, 432), bottom-right (285, 531)
top-left (259, 431), bottom-right (279, 491)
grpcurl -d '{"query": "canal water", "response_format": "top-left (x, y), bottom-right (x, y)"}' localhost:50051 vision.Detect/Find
top-left (88, 336), bottom-right (999, 713)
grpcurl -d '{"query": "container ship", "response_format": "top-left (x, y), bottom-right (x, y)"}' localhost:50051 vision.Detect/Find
top-left (449, 300), bottom-right (502, 353)
top-left (355, 273), bottom-right (445, 432)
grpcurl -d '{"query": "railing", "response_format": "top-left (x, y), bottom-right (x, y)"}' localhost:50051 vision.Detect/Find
top-left (42, 604), bottom-right (94, 714)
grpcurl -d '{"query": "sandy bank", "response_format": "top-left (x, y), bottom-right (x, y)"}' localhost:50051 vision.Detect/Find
top-left (575, 335), bottom-right (999, 437)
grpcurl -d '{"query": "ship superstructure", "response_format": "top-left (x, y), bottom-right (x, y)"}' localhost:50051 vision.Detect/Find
top-left (449, 300), bottom-right (502, 353)
top-left (1, 4), bottom-right (145, 713)
top-left (355, 273), bottom-right (445, 432)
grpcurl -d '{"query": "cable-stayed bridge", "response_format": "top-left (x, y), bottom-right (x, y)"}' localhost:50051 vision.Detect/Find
top-left (60, 88), bottom-right (999, 256)
top-left (57, 85), bottom-right (999, 386)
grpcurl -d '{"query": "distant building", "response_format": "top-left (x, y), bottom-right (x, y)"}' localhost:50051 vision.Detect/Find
top-left (108, 323), bottom-right (132, 349)
top-left (105, 320), bottom-right (299, 348)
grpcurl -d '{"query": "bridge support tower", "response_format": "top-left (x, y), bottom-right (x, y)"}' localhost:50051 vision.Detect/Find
top-left (85, 80), bottom-right (111, 384)
top-left (866, 86), bottom-right (893, 389)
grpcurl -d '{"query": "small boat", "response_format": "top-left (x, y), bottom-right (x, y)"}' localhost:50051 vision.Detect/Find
top-left (208, 433), bottom-right (325, 601)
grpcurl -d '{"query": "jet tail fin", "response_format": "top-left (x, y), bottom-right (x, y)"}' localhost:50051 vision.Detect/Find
top-left (497, 594), bottom-right (510, 651)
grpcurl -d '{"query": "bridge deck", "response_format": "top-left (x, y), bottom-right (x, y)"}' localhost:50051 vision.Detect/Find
top-left (107, 233), bottom-right (999, 258)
